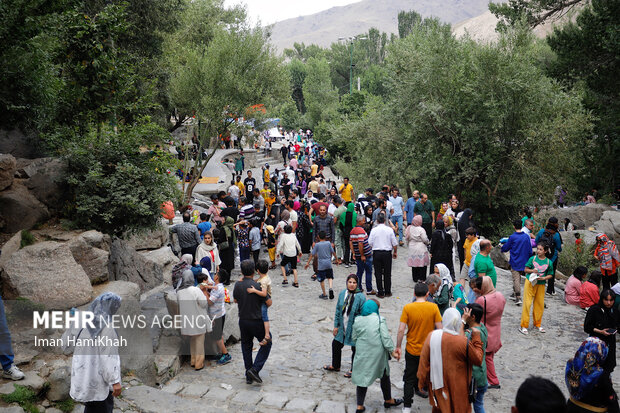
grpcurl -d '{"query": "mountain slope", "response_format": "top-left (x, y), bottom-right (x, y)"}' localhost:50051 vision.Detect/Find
top-left (268, 0), bottom-right (491, 52)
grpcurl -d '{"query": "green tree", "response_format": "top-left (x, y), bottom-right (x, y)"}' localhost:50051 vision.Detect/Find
top-left (302, 57), bottom-right (339, 129)
top-left (546, 0), bottom-right (619, 191)
top-left (490, 0), bottom-right (584, 28)
top-left (397, 10), bottom-right (422, 38)
top-left (288, 58), bottom-right (308, 113)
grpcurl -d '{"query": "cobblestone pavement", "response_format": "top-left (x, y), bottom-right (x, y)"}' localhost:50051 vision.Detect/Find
top-left (120, 248), bottom-right (620, 413)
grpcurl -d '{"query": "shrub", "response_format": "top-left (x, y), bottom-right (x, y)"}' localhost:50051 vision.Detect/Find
top-left (19, 230), bottom-right (35, 249)
top-left (54, 399), bottom-right (75, 413)
top-left (60, 121), bottom-right (180, 236)
top-left (557, 242), bottom-right (597, 276)
top-left (1, 385), bottom-right (38, 413)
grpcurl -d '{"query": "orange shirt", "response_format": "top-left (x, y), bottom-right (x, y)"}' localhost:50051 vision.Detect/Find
top-left (400, 301), bottom-right (442, 355)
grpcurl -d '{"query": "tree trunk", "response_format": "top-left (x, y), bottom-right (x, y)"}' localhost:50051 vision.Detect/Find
top-left (182, 148), bottom-right (218, 205)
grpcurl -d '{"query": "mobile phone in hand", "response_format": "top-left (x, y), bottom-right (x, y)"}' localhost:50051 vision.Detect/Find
top-left (605, 328), bottom-right (617, 335)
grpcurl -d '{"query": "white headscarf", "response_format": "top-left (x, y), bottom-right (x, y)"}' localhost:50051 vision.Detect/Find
top-left (434, 263), bottom-right (453, 296)
top-left (611, 283), bottom-right (620, 296)
top-left (430, 308), bottom-right (461, 395)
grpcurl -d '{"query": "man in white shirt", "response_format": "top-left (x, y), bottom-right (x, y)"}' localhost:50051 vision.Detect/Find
top-left (368, 213), bottom-right (398, 298)
top-left (285, 200), bottom-right (298, 231)
top-left (228, 180), bottom-right (241, 205)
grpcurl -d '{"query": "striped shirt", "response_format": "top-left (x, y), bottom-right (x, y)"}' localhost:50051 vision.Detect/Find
top-left (350, 226), bottom-right (372, 258)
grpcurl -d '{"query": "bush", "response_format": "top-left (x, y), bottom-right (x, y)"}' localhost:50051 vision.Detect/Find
top-left (1, 385), bottom-right (38, 413)
top-left (54, 399), bottom-right (75, 413)
top-left (60, 121), bottom-right (180, 236)
top-left (557, 242), bottom-right (597, 276)
top-left (19, 230), bottom-right (35, 249)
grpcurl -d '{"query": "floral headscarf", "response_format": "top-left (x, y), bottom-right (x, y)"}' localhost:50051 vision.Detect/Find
top-left (595, 233), bottom-right (619, 271)
top-left (88, 293), bottom-right (122, 338)
top-left (565, 337), bottom-right (608, 401)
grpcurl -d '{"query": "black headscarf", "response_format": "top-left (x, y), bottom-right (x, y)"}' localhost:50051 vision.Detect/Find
top-left (457, 208), bottom-right (474, 240)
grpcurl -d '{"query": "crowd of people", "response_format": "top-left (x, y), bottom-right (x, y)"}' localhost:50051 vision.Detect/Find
top-left (7, 130), bottom-right (617, 413)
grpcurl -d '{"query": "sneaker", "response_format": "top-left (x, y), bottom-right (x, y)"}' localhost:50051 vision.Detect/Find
top-left (515, 298), bottom-right (522, 306)
top-left (402, 408), bottom-right (411, 413)
top-left (367, 290), bottom-right (377, 295)
top-left (319, 294), bottom-right (328, 300)
top-left (329, 289), bottom-right (334, 299)
top-left (2, 365), bottom-right (24, 380)
top-left (550, 291), bottom-right (556, 296)
top-left (538, 327), bottom-right (546, 333)
top-left (519, 327), bottom-right (529, 335)
top-left (488, 384), bottom-right (501, 390)
top-left (509, 293), bottom-right (516, 301)
top-left (217, 353), bottom-right (232, 365)
top-left (415, 389), bottom-right (429, 398)
top-left (545, 292), bottom-right (552, 297)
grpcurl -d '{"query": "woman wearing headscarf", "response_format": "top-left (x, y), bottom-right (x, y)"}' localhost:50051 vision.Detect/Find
top-left (474, 276), bottom-right (506, 390)
top-left (324, 275), bottom-right (366, 377)
top-left (217, 217), bottom-right (236, 285)
top-left (444, 216), bottom-right (459, 268)
top-left (171, 254), bottom-right (193, 290)
top-left (340, 202), bottom-right (358, 267)
top-left (177, 270), bottom-right (211, 370)
top-left (405, 215), bottom-right (430, 282)
top-left (432, 264), bottom-right (453, 315)
top-left (418, 308), bottom-right (484, 413)
top-left (430, 220), bottom-right (455, 281)
top-left (296, 201), bottom-right (313, 254)
top-left (351, 299), bottom-right (402, 412)
top-left (594, 234), bottom-right (620, 291)
top-left (584, 289), bottom-right (620, 374)
top-left (195, 231), bottom-right (221, 275)
top-left (62, 293), bottom-right (123, 413)
top-left (457, 208), bottom-right (475, 271)
top-left (566, 337), bottom-right (619, 412)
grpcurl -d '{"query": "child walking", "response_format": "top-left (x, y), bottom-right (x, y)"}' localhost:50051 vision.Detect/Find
top-left (265, 225), bottom-right (277, 269)
top-left (246, 260), bottom-right (273, 346)
top-left (305, 230), bottom-right (338, 300)
top-left (519, 243), bottom-right (553, 335)
top-left (276, 225), bottom-right (302, 287)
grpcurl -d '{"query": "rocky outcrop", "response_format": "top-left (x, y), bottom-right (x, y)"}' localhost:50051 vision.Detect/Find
top-left (490, 247), bottom-right (510, 270)
top-left (93, 281), bottom-right (156, 386)
top-left (69, 236), bottom-right (110, 285)
top-left (47, 366), bottom-right (71, 401)
top-left (0, 154), bottom-right (16, 191)
top-left (124, 225), bottom-right (170, 251)
top-left (0, 129), bottom-right (43, 159)
top-left (536, 203), bottom-right (612, 231)
top-left (0, 241), bottom-right (93, 309)
top-left (23, 158), bottom-right (66, 211)
top-left (141, 246), bottom-right (178, 285)
top-left (108, 238), bottom-right (164, 292)
top-left (0, 182), bottom-right (49, 233)
top-left (593, 210), bottom-right (620, 243)
top-left (0, 230), bottom-right (21, 271)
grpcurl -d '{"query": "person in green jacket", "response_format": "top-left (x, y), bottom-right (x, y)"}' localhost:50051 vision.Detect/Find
top-left (351, 299), bottom-right (403, 412)
top-left (427, 271), bottom-right (451, 315)
top-left (465, 303), bottom-right (488, 413)
top-left (323, 275), bottom-right (366, 377)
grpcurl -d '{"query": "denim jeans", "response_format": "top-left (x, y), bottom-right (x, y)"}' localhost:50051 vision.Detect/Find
top-left (391, 215), bottom-right (404, 242)
top-left (0, 296), bottom-right (14, 370)
top-left (473, 384), bottom-right (487, 413)
top-left (239, 319), bottom-right (272, 374)
top-left (355, 257), bottom-right (373, 292)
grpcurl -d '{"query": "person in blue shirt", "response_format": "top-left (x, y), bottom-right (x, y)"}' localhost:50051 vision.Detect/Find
top-left (501, 219), bottom-right (534, 306)
top-left (197, 213), bottom-right (212, 240)
top-left (535, 220), bottom-right (562, 296)
top-left (403, 190), bottom-right (419, 226)
top-left (388, 188), bottom-right (405, 246)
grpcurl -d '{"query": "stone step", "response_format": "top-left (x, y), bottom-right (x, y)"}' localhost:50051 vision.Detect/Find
top-left (122, 385), bottom-right (209, 413)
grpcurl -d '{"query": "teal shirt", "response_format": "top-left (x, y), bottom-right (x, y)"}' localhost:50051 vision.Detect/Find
top-left (413, 200), bottom-right (434, 224)
top-left (453, 284), bottom-right (468, 314)
top-left (474, 254), bottom-right (497, 287)
top-left (466, 324), bottom-right (488, 388)
top-left (525, 255), bottom-right (553, 286)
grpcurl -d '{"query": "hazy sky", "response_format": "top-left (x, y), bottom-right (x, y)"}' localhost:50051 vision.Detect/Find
top-left (224, 0), bottom-right (359, 25)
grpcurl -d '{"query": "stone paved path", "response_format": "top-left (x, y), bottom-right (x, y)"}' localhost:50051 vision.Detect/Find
top-left (121, 248), bottom-right (620, 412)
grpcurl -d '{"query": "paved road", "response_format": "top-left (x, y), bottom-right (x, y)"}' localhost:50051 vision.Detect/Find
top-left (121, 247), bottom-right (620, 413)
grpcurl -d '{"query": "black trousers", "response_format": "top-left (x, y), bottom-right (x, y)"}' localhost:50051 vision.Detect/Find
top-left (602, 269), bottom-right (618, 291)
top-left (411, 267), bottom-right (427, 283)
top-left (252, 249), bottom-right (260, 264)
top-left (403, 351), bottom-right (420, 408)
top-left (84, 392), bottom-right (114, 413)
top-left (547, 257), bottom-right (558, 294)
top-left (422, 222), bottom-right (432, 240)
top-left (181, 245), bottom-right (198, 262)
top-left (357, 371), bottom-right (392, 406)
top-left (332, 339), bottom-right (355, 370)
top-left (373, 250), bottom-right (392, 295)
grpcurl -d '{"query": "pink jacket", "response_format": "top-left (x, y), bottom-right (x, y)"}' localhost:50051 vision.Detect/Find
top-left (476, 291), bottom-right (506, 353)
top-left (564, 275), bottom-right (581, 306)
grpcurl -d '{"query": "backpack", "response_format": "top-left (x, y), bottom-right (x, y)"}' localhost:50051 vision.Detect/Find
top-left (539, 230), bottom-right (556, 259)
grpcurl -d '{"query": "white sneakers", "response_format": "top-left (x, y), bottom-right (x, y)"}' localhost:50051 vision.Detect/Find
top-left (3, 365), bottom-right (25, 380)
top-left (519, 327), bottom-right (529, 335)
top-left (402, 407), bottom-right (412, 413)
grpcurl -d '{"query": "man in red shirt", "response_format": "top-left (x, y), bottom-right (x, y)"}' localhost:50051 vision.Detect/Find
top-left (349, 216), bottom-right (375, 294)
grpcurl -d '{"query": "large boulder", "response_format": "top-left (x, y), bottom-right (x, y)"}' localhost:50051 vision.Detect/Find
top-left (124, 225), bottom-right (170, 251)
top-left (490, 247), bottom-right (510, 270)
top-left (0, 129), bottom-right (43, 159)
top-left (141, 246), bottom-right (178, 285)
top-left (222, 303), bottom-right (240, 344)
top-left (593, 210), bottom-right (620, 243)
top-left (0, 230), bottom-right (21, 271)
top-left (47, 366), bottom-right (71, 401)
top-left (536, 203), bottom-right (612, 231)
top-left (92, 281), bottom-right (156, 386)
top-left (68, 236), bottom-right (110, 285)
top-left (1, 241), bottom-right (93, 309)
top-left (107, 238), bottom-right (164, 292)
top-left (23, 158), bottom-right (66, 210)
top-left (79, 230), bottom-right (111, 251)
top-left (0, 182), bottom-right (50, 233)
top-left (562, 230), bottom-right (599, 246)
top-left (0, 153), bottom-right (16, 191)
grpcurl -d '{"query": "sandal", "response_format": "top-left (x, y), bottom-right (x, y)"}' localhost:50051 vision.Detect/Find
top-left (323, 365), bottom-right (339, 372)
top-left (311, 274), bottom-right (317, 280)
top-left (259, 337), bottom-right (272, 346)
top-left (282, 280), bottom-right (288, 285)
top-left (269, 265), bottom-right (276, 270)
top-left (344, 371), bottom-right (352, 378)
top-left (293, 282), bottom-right (299, 288)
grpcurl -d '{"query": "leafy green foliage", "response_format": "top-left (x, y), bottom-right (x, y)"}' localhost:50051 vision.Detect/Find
top-left (54, 399), bottom-right (76, 413)
top-left (490, 0), bottom-right (584, 29)
top-left (61, 121), bottom-right (179, 235)
top-left (19, 230), bottom-right (35, 249)
top-left (557, 242), bottom-right (597, 276)
top-left (302, 58), bottom-right (339, 129)
top-left (2, 385), bottom-right (38, 413)
top-left (398, 10), bottom-right (422, 38)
